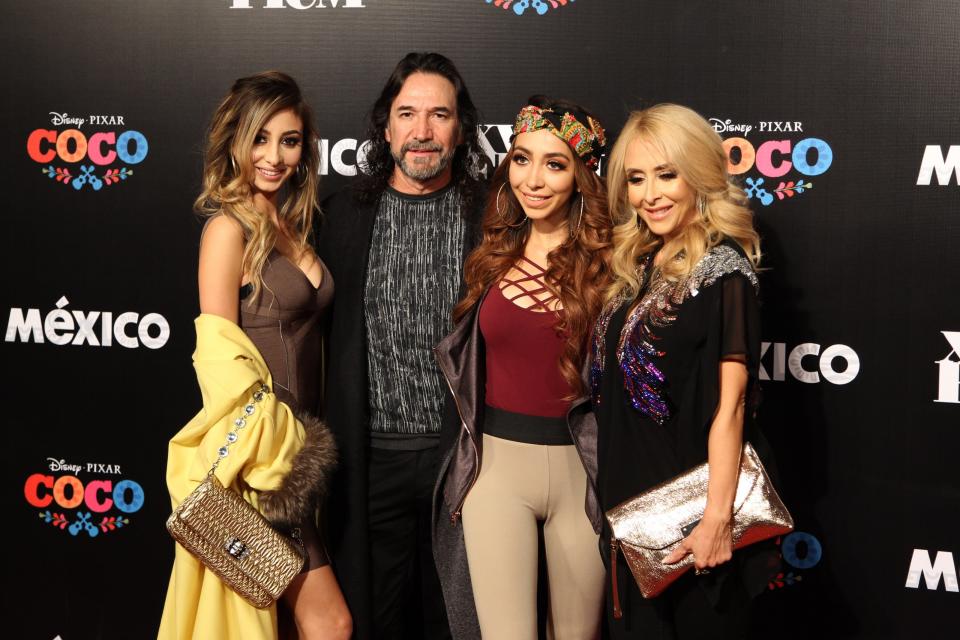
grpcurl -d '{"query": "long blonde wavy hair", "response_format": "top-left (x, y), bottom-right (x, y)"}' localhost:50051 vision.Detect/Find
top-left (605, 103), bottom-right (760, 302)
top-left (195, 71), bottom-right (320, 302)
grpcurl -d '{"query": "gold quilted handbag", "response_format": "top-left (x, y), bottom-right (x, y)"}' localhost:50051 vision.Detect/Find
top-left (166, 384), bottom-right (305, 609)
top-left (606, 442), bottom-right (792, 611)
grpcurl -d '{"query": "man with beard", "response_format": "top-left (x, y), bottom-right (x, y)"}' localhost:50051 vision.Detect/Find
top-left (316, 52), bottom-right (484, 640)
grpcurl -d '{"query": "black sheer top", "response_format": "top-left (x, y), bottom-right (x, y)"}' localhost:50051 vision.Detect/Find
top-left (592, 240), bottom-right (776, 599)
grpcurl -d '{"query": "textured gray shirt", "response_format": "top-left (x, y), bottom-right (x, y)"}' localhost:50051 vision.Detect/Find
top-left (364, 184), bottom-right (465, 448)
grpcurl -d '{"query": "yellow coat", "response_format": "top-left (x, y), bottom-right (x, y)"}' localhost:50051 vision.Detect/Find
top-left (159, 314), bottom-right (312, 640)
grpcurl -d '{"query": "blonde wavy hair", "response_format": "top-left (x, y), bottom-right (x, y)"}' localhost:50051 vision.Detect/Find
top-left (195, 71), bottom-right (320, 302)
top-left (605, 103), bottom-right (760, 302)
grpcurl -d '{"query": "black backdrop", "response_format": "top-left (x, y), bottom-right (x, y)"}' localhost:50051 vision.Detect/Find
top-left (3, 1), bottom-right (958, 638)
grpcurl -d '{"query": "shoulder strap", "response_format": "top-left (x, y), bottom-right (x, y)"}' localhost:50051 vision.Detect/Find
top-left (207, 383), bottom-right (271, 477)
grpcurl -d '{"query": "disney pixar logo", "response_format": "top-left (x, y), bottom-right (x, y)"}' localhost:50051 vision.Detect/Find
top-left (484, 0), bottom-right (579, 17)
top-left (27, 111), bottom-right (148, 191)
top-left (711, 118), bottom-right (833, 208)
top-left (24, 457), bottom-right (144, 538)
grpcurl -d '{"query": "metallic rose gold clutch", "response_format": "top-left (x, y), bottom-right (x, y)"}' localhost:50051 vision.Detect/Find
top-left (605, 442), bottom-right (792, 611)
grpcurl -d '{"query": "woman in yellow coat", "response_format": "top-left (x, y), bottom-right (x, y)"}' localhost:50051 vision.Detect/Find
top-left (159, 72), bottom-right (350, 640)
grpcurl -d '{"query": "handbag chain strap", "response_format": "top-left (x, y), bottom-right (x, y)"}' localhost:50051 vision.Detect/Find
top-left (204, 382), bottom-right (306, 553)
top-left (208, 383), bottom-right (271, 477)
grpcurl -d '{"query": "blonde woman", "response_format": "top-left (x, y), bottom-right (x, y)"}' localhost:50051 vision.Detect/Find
top-left (160, 72), bottom-right (351, 640)
top-left (590, 104), bottom-right (778, 638)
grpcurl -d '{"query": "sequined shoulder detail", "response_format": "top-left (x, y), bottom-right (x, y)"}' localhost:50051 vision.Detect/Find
top-left (686, 244), bottom-right (759, 299)
top-left (589, 244), bottom-right (757, 425)
top-left (640, 244), bottom-right (757, 329)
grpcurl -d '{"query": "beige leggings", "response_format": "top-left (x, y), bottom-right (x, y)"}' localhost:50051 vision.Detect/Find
top-left (461, 434), bottom-right (605, 640)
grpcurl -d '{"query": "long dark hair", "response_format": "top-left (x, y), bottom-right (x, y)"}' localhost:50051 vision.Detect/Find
top-left (454, 96), bottom-right (613, 396)
top-left (355, 52), bottom-right (483, 211)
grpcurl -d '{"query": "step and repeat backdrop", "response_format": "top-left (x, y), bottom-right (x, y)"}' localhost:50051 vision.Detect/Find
top-left (2, 1), bottom-right (957, 638)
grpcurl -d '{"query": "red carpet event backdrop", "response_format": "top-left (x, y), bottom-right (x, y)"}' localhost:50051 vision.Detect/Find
top-left (2, 1), bottom-right (957, 638)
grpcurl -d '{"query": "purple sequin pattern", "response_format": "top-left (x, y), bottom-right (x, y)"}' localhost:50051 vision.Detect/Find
top-left (590, 256), bottom-right (652, 406)
top-left (591, 245), bottom-right (758, 424)
top-left (617, 319), bottom-right (671, 425)
top-left (589, 274), bottom-right (672, 423)
top-left (590, 301), bottom-right (618, 404)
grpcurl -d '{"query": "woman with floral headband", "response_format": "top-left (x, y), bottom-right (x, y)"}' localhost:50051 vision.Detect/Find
top-left (432, 96), bottom-right (612, 640)
top-left (592, 103), bottom-right (778, 638)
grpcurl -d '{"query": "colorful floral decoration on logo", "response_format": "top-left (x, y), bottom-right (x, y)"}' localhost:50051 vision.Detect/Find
top-left (27, 116), bottom-right (148, 192)
top-left (485, 0), bottom-right (576, 17)
top-left (38, 510), bottom-right (131, 538)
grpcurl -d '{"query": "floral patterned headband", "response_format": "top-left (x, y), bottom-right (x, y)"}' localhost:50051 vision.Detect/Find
top-left (512, 104), bottom-right (607, 169)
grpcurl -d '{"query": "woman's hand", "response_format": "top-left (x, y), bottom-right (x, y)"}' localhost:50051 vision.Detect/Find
top-left (662, 509), bottom-right (734, 571)
top-left (662, 357), bottom-right (748, 573)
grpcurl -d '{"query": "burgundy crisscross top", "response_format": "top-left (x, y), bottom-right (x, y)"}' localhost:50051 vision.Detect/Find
top-left (478, 257), bottom-right (574, 418)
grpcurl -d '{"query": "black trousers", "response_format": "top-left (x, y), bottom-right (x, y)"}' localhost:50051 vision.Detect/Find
top-left (604, 560), bottom-right (752, 640)
top-left (368, 445), bottom-right (452, 640)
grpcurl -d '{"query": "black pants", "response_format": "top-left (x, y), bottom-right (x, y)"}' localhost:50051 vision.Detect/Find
top-left (368, 446), bottom-right (451, 640)
top-left (605, 560), bottom-right (752, 640)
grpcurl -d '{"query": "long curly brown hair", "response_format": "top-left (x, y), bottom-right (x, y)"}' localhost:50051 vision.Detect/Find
top-left (453, 97), bottom-right (613, 396)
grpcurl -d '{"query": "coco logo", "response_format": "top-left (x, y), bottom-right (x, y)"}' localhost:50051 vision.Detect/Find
top-left (760, 342), bottom-right (860, 385)
top-left (27, 111), bottom-right (146, 191)
top-left (24, 458), bottom-right (144, 538)
top-left (712, 117), bottom-right (833, 207)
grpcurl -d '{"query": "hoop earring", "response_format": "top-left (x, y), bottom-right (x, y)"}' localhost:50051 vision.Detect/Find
top-left (496, 183), bottom-right (527, 228)
top-left (697, 195), bottom-right (706, 219)
top-left (230, 155), bottom-right (239, 177)
top-left (570, 194), bottom-right (584, 239)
